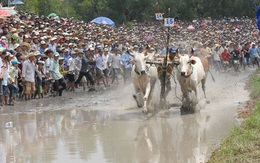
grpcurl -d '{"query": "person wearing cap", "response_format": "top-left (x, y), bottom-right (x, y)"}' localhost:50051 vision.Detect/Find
top-left (31, 36), bottom-right (40, 51)
top-left (248, 43), bottom-right (260, 68)
top-left (1, 51), bottom-right (12, 105)
top-left (44, 49), bottom-right (54, 80)
top-left (95, 49), bottom-right (108, 87)
top-left (39, 41), bottom-right (47, 54)
top-left (157, 47), bottom-right (179, 97)
top-left (0, 36), bottom-right (8, 50)
top-left (108, 48), bottom-right (121, 84)
top-left (8, 60), bottom-right (20, 105)
top-left (49, 52), bottom-right (66, 96)
top-left (74, 50), bottom-right (87, 90)
top-left (242, 42), bottom-right (251, 68)
top-left (49, 37), bottom-right (57, 52)
top-left (34, 60), bottom-right (45, 99)
top-left (58, 56), bottom-right (69, 77)
top-left (74, 49), bottom-right (96, 92)
top-left (212, 44), bottom-right (222, 73)
top-left (22, 52), bottom-right (37, 100)
top-left (121, 46), bottom-right (133, 82)
top-left (67, 51), bottom-right (77, 91)
top-left (0, 49), bottom-right (4, 101)
top-left (8, 35), bottom-right (19, 51)
top-left (132, 45), bottom-right (139, 54)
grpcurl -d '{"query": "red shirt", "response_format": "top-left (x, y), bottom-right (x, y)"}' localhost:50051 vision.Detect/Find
top-left (221, 51), bottom-right (231, 62)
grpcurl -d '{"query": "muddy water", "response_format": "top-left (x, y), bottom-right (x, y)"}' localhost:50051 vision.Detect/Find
top-left (0, 108), bottom-right (236, 163)
top-left (0, 68), bottom-right (254, 163)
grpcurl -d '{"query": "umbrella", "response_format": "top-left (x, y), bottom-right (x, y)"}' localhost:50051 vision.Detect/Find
top-left (187, 25), bottom-right (195, 30)
top-left (0, 10), bottom-right (11, 17)
top-left (10, 0), bottom-right (24, 5)
top-left (91, 17), bottom-right (115, 26)
top-left (144, 36), bottom-right (154, 41)
top-left (201, 23), bottom-right (208, 27)
top-left (48, 13), bottom-right (57, 18)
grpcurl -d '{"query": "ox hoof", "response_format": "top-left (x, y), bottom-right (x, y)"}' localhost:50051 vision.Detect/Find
top-left (133, 95), bottom-right (137, 99)
top-left (180, 105), bottom-right (195, 115)
top-left (142, 108), bottom-right (148, 114)
top-left (206, 99), bottom-right (210, 104)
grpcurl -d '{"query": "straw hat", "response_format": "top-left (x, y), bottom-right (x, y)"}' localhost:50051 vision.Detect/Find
top-left (27, 52), bottom-right (37, 58)
top-left (20, 42), bottom-right (31, 49)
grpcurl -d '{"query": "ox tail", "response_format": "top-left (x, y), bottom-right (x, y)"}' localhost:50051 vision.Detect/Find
top-left (208, 70), bottom-right (215, 82)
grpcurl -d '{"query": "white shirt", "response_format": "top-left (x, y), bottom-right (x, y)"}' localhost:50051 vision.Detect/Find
top-left (95, 54), bottom-right (105, 70)
top-left (45, 57), bottom-right (52, 74)
top-left (68, 57), bottom-right (76, 72)
top-left (102, 54), bottom-right (109, 69)
top-left (48, 43), bottom-right (57, 52)
top-left (22, 59), bottom-right (36, 82)
top-left (109, 53), bottom-right (121, 69)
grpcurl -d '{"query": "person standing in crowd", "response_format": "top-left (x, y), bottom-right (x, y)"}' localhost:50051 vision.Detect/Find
top-left (1, 52), bottom-right (11, 105)
top-left (248, 43), bottom-right (260, 68)
top-left (31, 36), bottom-right (40, 51)
top-left (0, 36), bottom-right (8, 49)
top-left (44, 49), bottom-right (53, 94)
top-left (121, 46), bottom-right (132, 82)
top-left (95, 49), bottom-right (107, 88)
top-left (230, 44), bottom-right (241, 72)
top-left (63, 49), bottom-right (71, 71)
top-left (109, 48), bottom-right (122, 84)
top-left (8, 60), bottom-right (20, 105)
top-left (49, 38), bottom-right (57, 52)
top-left (212, 44), bottom-right (222, 73)
top-left (242, 42), bottom-right (251, 68)
top-left (0, 49), bottom-right (4, 104)
top-left (220, 48), bottom-right (231, 72)
top-left (74, 48), bottom-right (96, 92)
top-left (22, 52), bottom-right (37, 100)
top-left (34, 61), bottom-right (45, 99)
top-left (75, 50), bottom-right (87, 90)
top-left (49, 52), bottom-right (66, 96)
top-left (102, 48), bottom-right (110, 87)
top-left (67, 51), bottom-right (77, 91)
top-left (39, 41), bottom-right (47, 54)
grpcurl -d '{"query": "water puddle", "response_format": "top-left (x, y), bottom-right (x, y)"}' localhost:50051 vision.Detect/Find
top-left (0, 106), bottom-right (237, 163)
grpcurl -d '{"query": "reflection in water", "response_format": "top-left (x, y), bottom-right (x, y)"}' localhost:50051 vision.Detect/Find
top-left (0, 109), bottom-right (226, 163)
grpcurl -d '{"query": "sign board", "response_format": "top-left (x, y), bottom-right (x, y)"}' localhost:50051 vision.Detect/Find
top-left (164, 18), bottom-right (174, 27)
top-left (155, 13), bottom-right (164, 20)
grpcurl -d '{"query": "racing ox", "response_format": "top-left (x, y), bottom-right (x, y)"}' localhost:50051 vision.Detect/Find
top-left (129, 50), bottom-right (158, 114)
top-left (177, 53), bottom-right (213, 113)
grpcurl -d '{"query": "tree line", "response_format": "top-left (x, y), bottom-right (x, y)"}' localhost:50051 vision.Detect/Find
top-left (10, 0), bottom-right (260, 24)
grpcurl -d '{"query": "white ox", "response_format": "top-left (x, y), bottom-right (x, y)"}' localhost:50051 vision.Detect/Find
top-left (177, 54), bottom-right (208, 113)
top-left (130, 52), bottom-right (158, 114)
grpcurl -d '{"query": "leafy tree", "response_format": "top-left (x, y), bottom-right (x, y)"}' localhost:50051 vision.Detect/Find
top-left (16, 0), bottom-right (260, 23)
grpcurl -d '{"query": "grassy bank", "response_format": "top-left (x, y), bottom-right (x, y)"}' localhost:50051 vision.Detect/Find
top-left (208, 70), bottom-right (260, 163)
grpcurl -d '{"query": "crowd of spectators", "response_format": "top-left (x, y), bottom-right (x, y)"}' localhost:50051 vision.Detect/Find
top-left (0, 11), bottom-right (259, 107)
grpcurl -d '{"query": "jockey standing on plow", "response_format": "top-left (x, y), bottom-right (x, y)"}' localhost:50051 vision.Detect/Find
top-left (157, 47), bottom-right (179, 98)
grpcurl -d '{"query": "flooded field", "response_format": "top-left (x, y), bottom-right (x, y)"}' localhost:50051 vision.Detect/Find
top-left (0, 67), bottom-right (254, 163)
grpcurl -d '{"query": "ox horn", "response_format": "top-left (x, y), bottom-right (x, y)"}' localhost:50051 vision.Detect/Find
top-left (189, 48), bottom-right (194, 57)
top-left (126, 48), bottom-right (135, 57)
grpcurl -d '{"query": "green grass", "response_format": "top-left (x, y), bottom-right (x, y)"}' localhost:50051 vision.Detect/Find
top-left (208, 71), bottom-right (260, 163)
